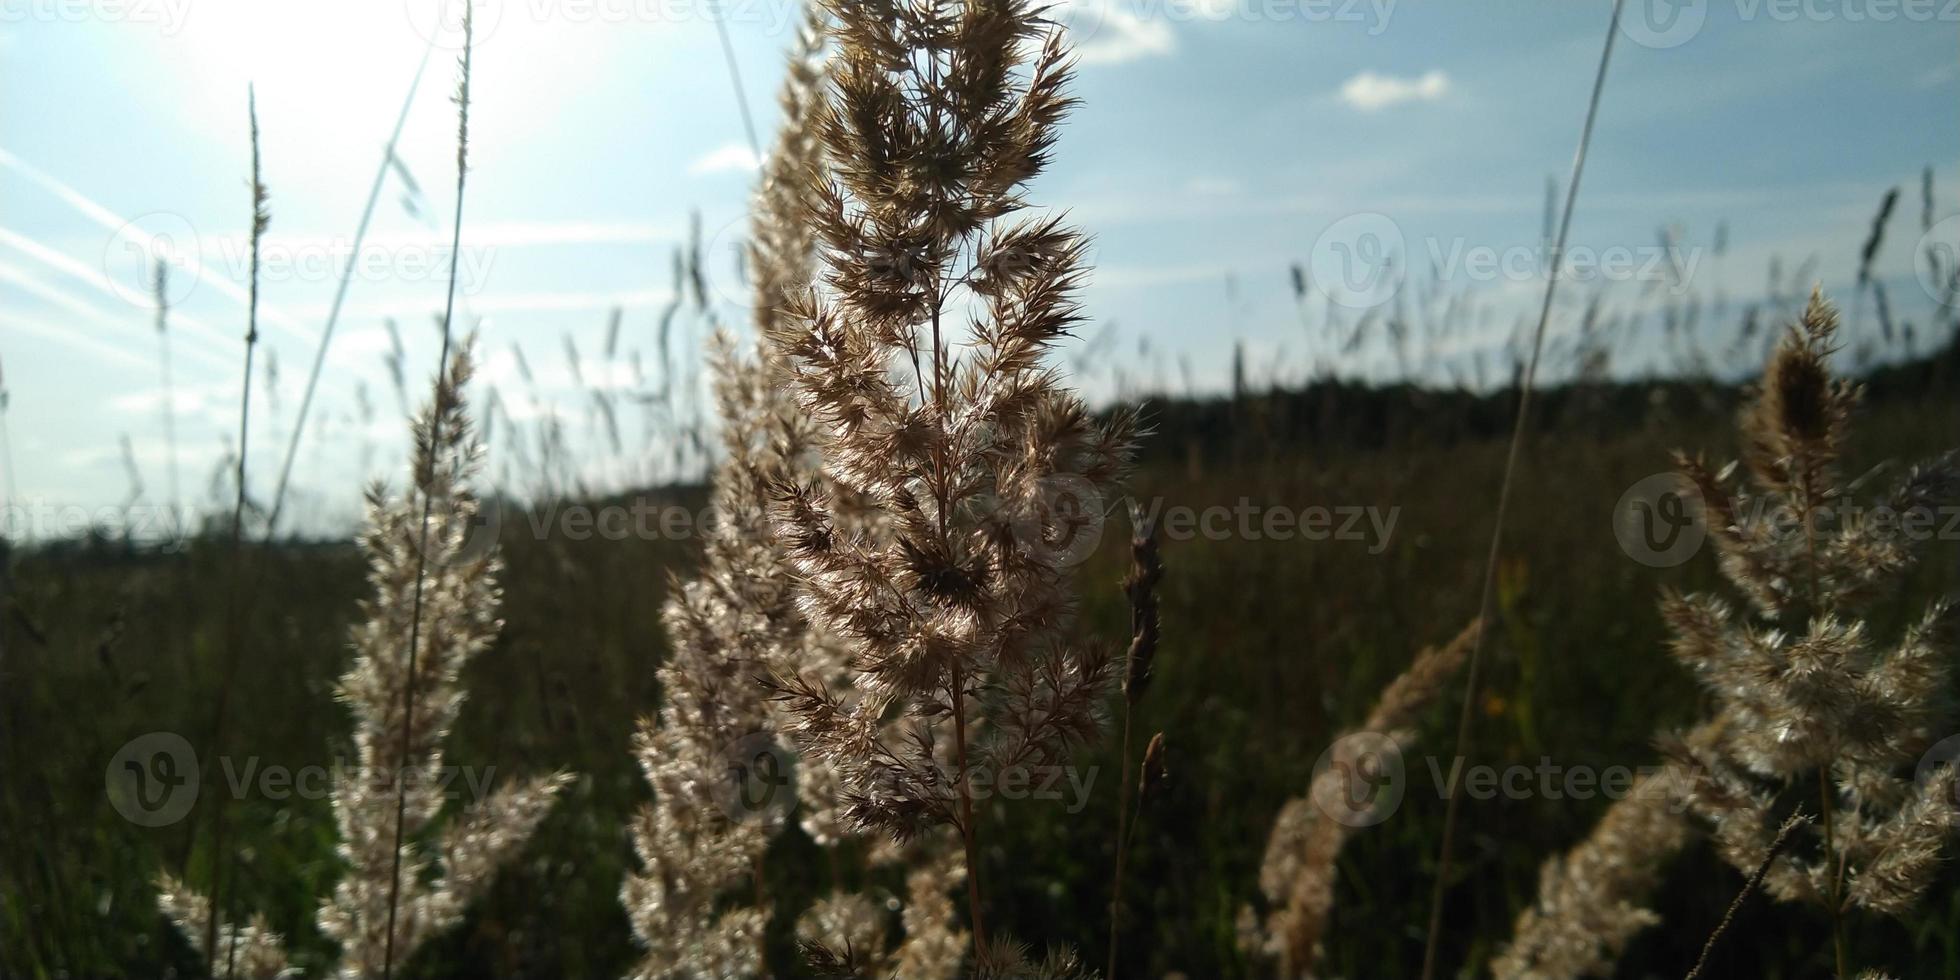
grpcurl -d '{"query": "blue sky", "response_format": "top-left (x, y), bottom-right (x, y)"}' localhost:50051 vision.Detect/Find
top-left (1, 0), bottom-right (1955, 535)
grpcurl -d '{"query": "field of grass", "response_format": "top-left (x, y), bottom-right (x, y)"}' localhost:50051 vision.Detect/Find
top-left (4, 343), bottom-right (1956, 979)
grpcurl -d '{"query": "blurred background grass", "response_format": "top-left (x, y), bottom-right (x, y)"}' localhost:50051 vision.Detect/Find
top-left (2, 341), bottom-right (1957, 979)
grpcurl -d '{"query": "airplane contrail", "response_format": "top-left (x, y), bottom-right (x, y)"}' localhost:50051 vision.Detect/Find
top-left (0, 310), bottom-right (155, 372)
top-left (0, 146), bottom-right (319, 345)
top-left (0, 227), bottom-right (240, 362)
top-left (0, 260), bottom-right (235, 373)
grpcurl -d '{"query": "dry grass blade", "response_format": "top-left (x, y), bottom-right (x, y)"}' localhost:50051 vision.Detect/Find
top-left (1250, 619), bottom-right (1481, 978)
top-left (1684, 814), bottom-right (1809, 980)
top-left (381, 8), bottom-right (474, 975)
top-left (1490, 762), bottom-right (1697, 979)
top-left (1419, 4), bottom-right (1626, 976)
top-left (0, 355), bottom-right (13, 514)
top-left (199, 83), bottom-right (272, 976)
top-left (152, 258), bottom-right (181, 534)
top-left (1108, 521), bottom-right (1162, 978)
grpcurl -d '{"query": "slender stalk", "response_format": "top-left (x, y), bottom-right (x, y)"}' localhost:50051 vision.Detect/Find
top-left (1418, 3), bottom-right (1625, 977)
top-left (0, 357), bottom-right (16, 521)
top-left (265, 39), bottom-right (435, 537)
top-left (205, 83), bottom-right (270, 979)
top-left (0, 405), bottom-right (12, 518)
top-left (1794, 446), bottom-right (1849, 977)
top-left (1106, 710), bottom-right (1135, 979)
top-left (1108, 526), bottom-right (1161, 979)
top-left (153, 260), bottom-right (181, 537)
top-left (703, 0), bottom-right (760, 161)
top-left (1686, 815), bottom-right (1807, 980)
top-left (380, 10), bottom-right (471, 977)
top-left (1117, 765), bottom-right (1146, 873)
top-left (1817, 776), bottom-right (1847, 977)
top-left (951, 665), bottom-right (988, 956)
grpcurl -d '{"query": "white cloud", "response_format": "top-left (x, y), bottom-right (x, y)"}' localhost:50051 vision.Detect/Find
top-left (687, 143), bottom-right (760, 176)
top-left (1066, 2), bottom-right (1176, 65)
top-left (1337, 69), bottom-right (1450, 112)
top-left (109, 384), bottom-right (229, 417)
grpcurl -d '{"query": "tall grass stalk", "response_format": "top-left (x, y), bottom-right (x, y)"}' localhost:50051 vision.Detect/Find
top-left (156, 341), bottom-right (569, 980)
top-left (1418, 3), bottom-right (1625, 976)
top-left (199, 83), bottom-right (271, 976)
top-left (1107, 522), bottom-right (1161, 979)
top-left (619, 12), bottom-right (830, 973)
top-left (1849, 186), bottom-right (1898, 345)
top-left (1685, 814), bottom-right (1808, 980)
top-left (381, 8), bottom-right (472, 976)
top-left (1495, 290), bottom-right (1960, 978)
top-left (1249, 620), bottom-right (1481, 976)
top-left (153, 259), bottom-right (181, 537)
top-left (703, 0), bottom-right (761, 160)
top-left (763, 0), bottom-right (1138, 966)
top-left (0, 356), bottom-right (14, 524)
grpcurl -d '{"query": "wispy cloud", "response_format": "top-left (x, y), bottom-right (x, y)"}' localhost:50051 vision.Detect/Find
top-left (687, 143), bottom-right (760, 176)
top-left (0, 147), bottom-right (318, 345)
top-left (0, 311), bottom-right (153, 372)
top-left (1067, 2), bottom-right (1175, 65)
top-left (0, 261), bottom-right (236, 375)
top-left (0, 227), bottom-right (238, 361)
top-left (1338, 69), bottom-right (1450, 112)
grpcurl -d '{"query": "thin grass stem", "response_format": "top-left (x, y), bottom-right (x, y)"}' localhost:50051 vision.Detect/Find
top-left (380, 9), bottom-right (472, 976)
top-left (1418, 3), bottom-right (1625, 977)
top-left (202, 82), bottom-right (270, 980)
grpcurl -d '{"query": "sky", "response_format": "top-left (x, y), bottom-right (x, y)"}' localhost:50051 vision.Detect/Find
top-left (1, 0), bottom-right (1955, 537)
